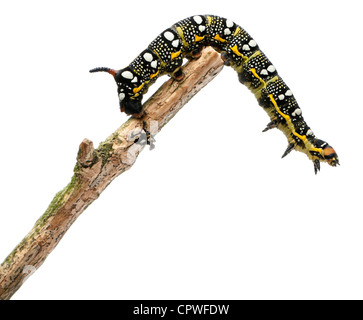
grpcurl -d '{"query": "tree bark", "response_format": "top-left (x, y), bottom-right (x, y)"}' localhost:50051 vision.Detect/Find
top-left (0, 47), bottom-right (224, 300)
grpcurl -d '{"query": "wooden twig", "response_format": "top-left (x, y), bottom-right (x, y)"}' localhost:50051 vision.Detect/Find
top-left (0, 47), bottom-right (224, 300)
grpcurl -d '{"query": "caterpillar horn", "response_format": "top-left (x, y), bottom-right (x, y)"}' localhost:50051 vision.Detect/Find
top-left (89, 67), bottom-right (117, 77)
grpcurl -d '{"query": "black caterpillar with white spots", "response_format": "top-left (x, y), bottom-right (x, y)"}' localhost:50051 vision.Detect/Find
top-left (90, 15), bottom-right (339, 173)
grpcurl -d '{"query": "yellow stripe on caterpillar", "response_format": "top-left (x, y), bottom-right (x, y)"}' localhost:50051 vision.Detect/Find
top-left (230, 45), bottom-right (243, 57)
top-left (171, 50), bottom-right (181, 60)
top-left (233, 27), bottom-right (241, 36)
top-left (176, 26), bottom-right (189, 48)
top-left (214, 34), bottom-right (226, 43)
top-left (195, 35), bottom-right (205, 42)
top-left (133, 83), bottom-right (144, 94)
top-left (150, 71), bottom-right (159, 79)
top-left (250, 67), bottom-right (267, 94)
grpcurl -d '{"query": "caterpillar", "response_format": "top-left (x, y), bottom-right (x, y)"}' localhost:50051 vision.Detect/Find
top-left (90, 15), bottom-right (339, 174)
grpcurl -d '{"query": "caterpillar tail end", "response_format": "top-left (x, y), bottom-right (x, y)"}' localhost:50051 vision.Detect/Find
top-left (313, 156), bottom-right (339, 174)
top-left (314, 141), bottom-right (340, 173)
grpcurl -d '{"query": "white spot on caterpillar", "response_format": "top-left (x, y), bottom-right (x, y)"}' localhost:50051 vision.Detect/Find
top-left (164, 31), bottom-right (174, 41)
top-left (193, 16), bottom-right (203, 24)
top-left (224, 28), bottom-right (231, 36)
top-left (143, 52), bottom-right (153, 62)
top-left (131, 76), bottom-right (138, 83)
top-left (242, 44), bottom-right (250, 51)
top-left (121, 71), bottom-right (133, 80)
top-left (151, 60), bottom-right (158, 69)
top-left (172, 39), bottom-right (179, 48)
top-left (226, 19), bottom-right (234, 28)
top-left (249, 39), bottom-right (257, 47)
top-left (285, 90), bottom-right (293, 96)
top-left (307, 129), bottom-right (314, 136)
top-left (267, 65), bottom-right (276, 73)
top-left (292, 108), bottom-right (302, 116)
top-left (199, 25), bottom-right (206, 32)
top-left (119, 92), bottom-right (125, 101)
top-left (278, 94), bottom-right (285, 100)
top-left (260, 69), bottom-right (268, 76)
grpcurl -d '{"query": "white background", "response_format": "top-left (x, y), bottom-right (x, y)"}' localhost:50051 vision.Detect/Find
top-left (0, 0), bottom-right (362, 300)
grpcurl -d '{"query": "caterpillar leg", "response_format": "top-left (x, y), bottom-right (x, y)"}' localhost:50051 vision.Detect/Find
top-left (314, 159), bottom-right (321, 175)
top-left (220, 52), bottom-right (232, 66)
top-left (192, 48), bottom-right (203, 59)
top-left (171, 67), bottom-right (185, 81)
top-left (281, 143), bottom-right (295, 159)
top-left (171, 47), bottom-right (204, 80)
top-left (130, 121), bottom-right (156, 150)
top-left (186, 47), bottom-right (203, 59)
top-left (262, 120), bottom-right (278, 132)
top-left (142, 120), bottom-right (156, 150)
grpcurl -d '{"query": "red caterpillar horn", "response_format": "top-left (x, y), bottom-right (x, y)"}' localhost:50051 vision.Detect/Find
top-left (89, 67), bottom-right (117, 77)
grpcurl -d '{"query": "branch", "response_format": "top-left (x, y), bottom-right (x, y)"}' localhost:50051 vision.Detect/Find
top-left (0, 47), bottom-right (224, 300)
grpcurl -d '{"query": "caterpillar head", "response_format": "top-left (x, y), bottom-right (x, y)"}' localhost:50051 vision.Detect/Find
top-left (310, 139), bottom-right (339, 173)
top-left (89, 67), bottom-right (144, 117)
